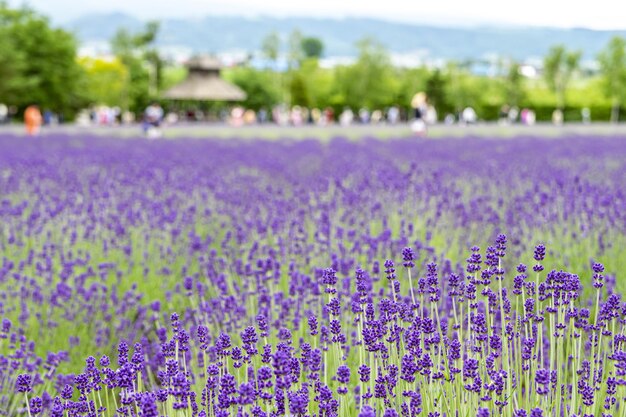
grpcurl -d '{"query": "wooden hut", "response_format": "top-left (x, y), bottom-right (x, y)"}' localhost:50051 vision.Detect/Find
top-left (163, 56), bottom-right (246, 102)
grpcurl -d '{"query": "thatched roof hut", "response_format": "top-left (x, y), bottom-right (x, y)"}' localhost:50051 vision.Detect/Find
top-left (163, 56), bottom-right (247, 101)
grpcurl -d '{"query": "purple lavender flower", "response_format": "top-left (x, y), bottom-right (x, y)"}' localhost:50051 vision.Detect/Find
top-left (308, 315), bottom-right (318, 336)
top-left (402, 247), bottom-right (415, 268)
top-left (359, 405), bottom-right (376, 417)
top-left (593, 262), bottom-right (605, 288)
top-left (337, 364), bottom-right (350, 385)
top-left (16, 374), bottom-right (32, 393)
top-left (476, 408), bottom-right (490, 417)
top-left (384, 409), bottom-right (399, 417)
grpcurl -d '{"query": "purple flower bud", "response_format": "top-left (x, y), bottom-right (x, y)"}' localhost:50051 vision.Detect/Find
top-left (402, 247), bottom-right (415, 268)
top-left (534, 244), bottom-right (546, 262)
top-left (359, 406), bottom-right (376, 417)
top-left (337, 364), bottom-right (350, 385)
top-left (16, 374), bottom-right (32, 393)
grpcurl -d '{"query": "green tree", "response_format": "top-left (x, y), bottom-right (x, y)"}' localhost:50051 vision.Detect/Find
top-left (0, 2), bottom-right (87, 116)
top-left (301, 37), bottom-right (324, 58)
top-left (597, 36), bottom-right (626, 122)
top-left (334, 38), bottom-right (395, 110)
top-left (503, 61), bottom-right (525, 107)
top-left (445, 63), bottom-right (482, 111)
top-left (226, 67), bottom-right (280, 111)
top-left (293, 58), bottom-right (334, 109)
top-left (289, 72), bottom-right (310, 107)
top-left (261, 31), bottom-right (280, 63)
top-left (287, 30), bottom-right (304, 69)
top-left (0, 22), bottom-right (27, 103)
top-left (111, 21), bottom-right (162, 112)
top-left (391, 67), bottom-right (429, 108)
top-left (543, 45), bottom-right (581, 112)
top-left (79, 57), bottom-right (128, 106)
top-left (425, 69), bottom-right (448, 112)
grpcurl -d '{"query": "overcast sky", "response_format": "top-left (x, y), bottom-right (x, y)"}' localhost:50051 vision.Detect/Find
top-left (9, 0), bottom-right (626, 29)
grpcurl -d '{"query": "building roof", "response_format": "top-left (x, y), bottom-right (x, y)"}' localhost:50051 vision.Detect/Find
top-left (186, 56), bottom-right (222, 71)
top-left (162, 56), bottom-right (247, 101)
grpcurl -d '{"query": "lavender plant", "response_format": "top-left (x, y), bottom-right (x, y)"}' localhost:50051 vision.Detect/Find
top-left (9, 239), bottom-right (626, 417)
top-left (0, 133), bottom-right (624, 416)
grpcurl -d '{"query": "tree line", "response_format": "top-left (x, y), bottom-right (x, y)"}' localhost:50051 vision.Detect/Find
top-left (3, 1), bottom-right (626, 122)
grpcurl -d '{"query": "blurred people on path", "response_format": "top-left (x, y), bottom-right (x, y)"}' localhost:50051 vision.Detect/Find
top-left (410, 92), bottom-right (428, 136)
top-left (411, 92), bottom-right (427, 121)
top-left (387, 106), bottom-right (399, 124)
top-left (291, 106), bottom-right (304, 126)
top-left (425, 105), bottom-right (438, 125)
top-left (24, 104), bottom-right (43, 136)
top-left (0, 104), bottom-right (8, 124)
top-left (143, 103), bottom-right (164, 137)
top-left (310, 108), bottom-right (322, 125)
top-left (230, 106), bottom-right (245, 127)
top-left (358, 108), bottom-right (370, 124)
top-left (339, 108), bottom-right (354, 126)
top-left (508, 106), bottom-right (520, 124)
top-left (323, 107), bottom-right (335, 125)
top-left (521, 108), bottom-right (536, 125)
top-left (581, 107), bottom-right (591, 124)
top-left (499, 104), bottom-right (510, 125)
top-left (371, 110), bottom-right (383, 124)
top-left (243, 109), bottom-right (257, 125)
top-left (461, 107), bottom-right (477, 125)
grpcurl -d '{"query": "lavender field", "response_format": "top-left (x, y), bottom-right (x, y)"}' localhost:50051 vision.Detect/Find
top-left (1, 133), bottom-right (625, 417)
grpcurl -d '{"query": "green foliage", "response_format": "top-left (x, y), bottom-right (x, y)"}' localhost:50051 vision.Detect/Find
top-left (111, 21), bottom-right (163, 112)
top-left (79, 57), bottom-right (128, 107)
top-left (301, 37), bottom-right (324, 58)
top-left (289, 72), bottom-right (310, 107)
top-left (597, 36), bottom-right (626, 122)
top-left (225, 67), bottom-right (280, 111)
top-left (288, 59), bottom-right (334, 109)
top-left (503, 62), bottom-right (526, 107)
top-left (261, 31), bottom-right (280, 62)
top-left (391, 67), bottom-right (429, 108)
top-left (425, 69), bottom-right (449, 112)
top-left (288, 30), bottom-right (304, 68)
top-left (0, 2), bottom-right (87, 117)
top-left (445, 63), bottom-right (485, 110)
top-left (161, 66), bottom-right (188, 92)
top-left (0, 23), bottom-right (28, 103)
top-left (333, 38), bottom-right (396, 109)
top-left (543, 45), bottom-right (582, 111)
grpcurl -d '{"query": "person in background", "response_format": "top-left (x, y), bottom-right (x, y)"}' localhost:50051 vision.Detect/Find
top-left (143, 103), bottom-right (164, 137)
top-left (462, 106), bottom-right (477, 125)
top-left (498, 104), bottom-right (510, 125)
top-left (387, 106), bottom-right (399, 124)
top-left (410, 92), bottom-right (429, 135)
top-left (339, 108), bottom-right (354, 126)
top-left (0, 103), bottom-right (8, 124)
top-left (230, 106), bottom-right (245, 127)
top-left (581, 107), bottom-right (591, 124)
top-left (508, 106), bottom-right (519, 124)
top-left (551, 109), bottom-right (564, 126)
top-left (24, 104), bottom-right (43, 136)
top-left (324, 107), bottom-right (334, 124)
top-left (243, 109), bottom-right (257, 125)
top-left (358, 108), bottom-right (370, 124)
top-left (258, 108), bottom-right (268, 124)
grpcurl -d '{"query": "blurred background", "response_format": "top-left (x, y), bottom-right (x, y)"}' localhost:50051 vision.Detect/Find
top-left (2, 0), bottom-right (626, 128)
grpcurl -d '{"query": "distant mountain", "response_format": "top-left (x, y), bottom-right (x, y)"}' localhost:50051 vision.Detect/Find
top-left (66, 13), bottom-right (626, 61)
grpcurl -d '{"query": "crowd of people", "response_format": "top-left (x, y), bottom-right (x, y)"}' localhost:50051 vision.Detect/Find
top-left (7, 92), bottom-right (592, 137)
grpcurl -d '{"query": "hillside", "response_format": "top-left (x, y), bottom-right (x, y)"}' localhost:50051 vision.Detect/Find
top-left (66, 13), bottom-right (626, 60)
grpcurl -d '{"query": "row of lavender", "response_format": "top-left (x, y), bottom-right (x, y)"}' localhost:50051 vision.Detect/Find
top-left (1, 134), bottom-right (625, 416)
